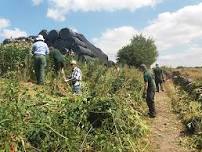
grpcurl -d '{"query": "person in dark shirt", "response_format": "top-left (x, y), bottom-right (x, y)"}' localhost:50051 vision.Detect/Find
top-left (153, 64), bottom-right (165, 92)
top-left (49, 47), bottom-right (66, 79)
top-left (140, 64), bottom-right (156, 118)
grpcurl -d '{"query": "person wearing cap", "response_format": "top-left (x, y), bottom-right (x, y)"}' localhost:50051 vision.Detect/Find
top-left (153, 64), bottom-right (165, 92)
top-left (32, 35), bottom-right (49, 84)
top-left (65, 60), bottom-right (82, 94)
top-left (140, 64), bottom-right (156, 118)
top-left (49, 46), bottom-right (66, 79)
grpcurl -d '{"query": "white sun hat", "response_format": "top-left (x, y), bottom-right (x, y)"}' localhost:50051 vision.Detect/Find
top-left (70, 60), bottom-right (77, 65)
top-left (36, 34), bottom-right (45, 41)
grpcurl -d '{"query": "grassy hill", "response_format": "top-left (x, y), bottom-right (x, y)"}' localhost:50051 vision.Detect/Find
top-left (0, 42), bottom-right (150, 151)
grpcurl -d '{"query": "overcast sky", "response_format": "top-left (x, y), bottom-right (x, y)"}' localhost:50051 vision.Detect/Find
top-left (0, 0), bottom-right (202, 67)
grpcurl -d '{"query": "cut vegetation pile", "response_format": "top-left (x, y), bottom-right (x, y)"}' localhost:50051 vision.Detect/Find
top-left (171, 69), bottom-right (202, 150)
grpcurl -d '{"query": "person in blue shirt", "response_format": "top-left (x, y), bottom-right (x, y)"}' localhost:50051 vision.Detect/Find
top-left (32, 35), bottom-right (49, 84)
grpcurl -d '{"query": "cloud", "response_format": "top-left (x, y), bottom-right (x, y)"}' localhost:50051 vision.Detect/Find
top-left (32, 0), bottom-right (43, 6)
top-left (47, 8), bottom-right (66, 21)
top-left (1, 28), bottom-right (28, 39)
top-left (143, 2), bottom-right (202, 50)
top-left (0, 18), bottom-right (28, 40)
top-left (93, 26), bottom-right (138, 61)
top-left (158, 47), bottom-right (202, 67)
top-left (70, 27), bottom-right (78, 33)
top-left (0, 18), bottom-right (10, 29)
top-left (93, 2), bottom-right (202, 66)
top-left (47, 0), bottom-right (162, 21)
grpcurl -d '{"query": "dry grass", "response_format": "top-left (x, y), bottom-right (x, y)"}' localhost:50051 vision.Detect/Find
top-left (179, 68), bottom-right (202, 81)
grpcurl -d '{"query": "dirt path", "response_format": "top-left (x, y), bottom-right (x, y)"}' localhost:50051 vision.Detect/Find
top-left (149, 81), bottom-right (189, 152)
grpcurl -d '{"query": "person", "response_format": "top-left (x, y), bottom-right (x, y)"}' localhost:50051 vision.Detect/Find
top-left (140, 64), bottom-right (156, 118)
top-left (65, 60), bottom-right (82, 94)
top-left (49, 47), bottom-right (66, 79)
top-left (153, 64), bottom-right (165, 92)
top-left (115, 63), bottom-right (120, 73)
top-left (32, 35), bottom-right (49, 84)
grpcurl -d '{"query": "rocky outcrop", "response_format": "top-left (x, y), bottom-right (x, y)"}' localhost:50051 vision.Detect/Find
top-left (3, 28), bottom-right (108, 63)
top-left (39, 28), bottom-right (108, 62)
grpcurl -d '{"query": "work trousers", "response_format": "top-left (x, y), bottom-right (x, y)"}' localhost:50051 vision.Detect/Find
top-left (146, 90), bottom-right (156, 116)
top-left (155, 79), bottom-right (164, 92)
top-left (34, 55), bottom-right (46, 84)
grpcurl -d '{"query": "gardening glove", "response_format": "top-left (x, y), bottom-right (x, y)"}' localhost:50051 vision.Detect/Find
top-left (64, 79), bottom-right (70, 82)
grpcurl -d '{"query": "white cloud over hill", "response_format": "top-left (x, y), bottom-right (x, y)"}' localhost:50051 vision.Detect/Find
top-left (0, 18), bottom-right (28, 40)
top-left (1, 28), bottom-right (28, 39)
top-left (46, 0), bottom-right (162, 21)
top-left (93, 2), bottom-right (202, 67)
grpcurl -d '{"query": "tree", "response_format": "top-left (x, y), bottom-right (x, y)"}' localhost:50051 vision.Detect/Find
top-left (117, 34), bottom-right (158, 67)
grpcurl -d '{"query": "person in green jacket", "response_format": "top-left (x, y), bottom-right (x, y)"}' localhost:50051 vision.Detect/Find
top-left (49, 47), bottom-right (66, 80)
top-left (140, 64), bottom-right (156, 118)
top-left (153, 64), bottom-right (165, 92)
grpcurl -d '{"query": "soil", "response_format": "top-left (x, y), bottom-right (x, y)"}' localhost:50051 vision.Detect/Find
top-left (149, 81), bottom-right (191, 152)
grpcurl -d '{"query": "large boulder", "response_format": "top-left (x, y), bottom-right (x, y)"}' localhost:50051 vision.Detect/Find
top-left (59, 28), bottom-right (75, 40)
top-left (53, 39), bottom-right (73, 53)
top-left (72, 36), bottom-right (87, 48)
top-left (39, 29), bottom-right (48, 39)
top-left (76, 45), bottom-right (94, 57)
top-left (74, 33), bottom-right (108, 62)
top-left (56, 28), bottom-right (108, 62)
top-left (46, 30), bottom-right (59, 44)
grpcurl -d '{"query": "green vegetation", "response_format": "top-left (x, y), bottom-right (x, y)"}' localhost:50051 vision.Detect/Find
top-left (171, 70), bottom-right (202, 150)
top-left (0, 42), bottom-right (150, 151)
top-left (117, 34), bottom-right (158, 67)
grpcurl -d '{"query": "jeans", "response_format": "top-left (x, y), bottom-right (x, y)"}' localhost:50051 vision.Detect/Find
top-left (72, 84), bottom-right (81, 94)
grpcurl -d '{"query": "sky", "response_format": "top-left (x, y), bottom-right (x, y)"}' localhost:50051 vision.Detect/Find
top-left (0, 0), bottom-right (202, 67)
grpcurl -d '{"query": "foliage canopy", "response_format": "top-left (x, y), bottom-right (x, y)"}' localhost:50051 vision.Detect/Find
top-left (117, 34), bottom-right (158, 67)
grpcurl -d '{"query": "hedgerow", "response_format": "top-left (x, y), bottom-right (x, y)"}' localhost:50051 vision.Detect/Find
top-left (0, 43), bottom-right (149, 151)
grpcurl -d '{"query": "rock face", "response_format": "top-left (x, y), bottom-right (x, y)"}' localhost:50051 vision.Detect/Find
top-left (39, 28), bottom-right (108, 62)
top-left (3, 28), bottom-right (108, 63)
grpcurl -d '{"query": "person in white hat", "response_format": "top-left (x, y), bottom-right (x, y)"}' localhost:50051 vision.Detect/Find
top-left (65, 60), bottom-right (82, 94)
top-left (32, 35), bottom-right (49, 84)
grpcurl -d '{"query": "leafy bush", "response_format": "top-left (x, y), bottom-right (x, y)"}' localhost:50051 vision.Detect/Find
top-left (0, 43), bottom-right (31, 75)
top-left (117, 34), bottom-right (158, 67)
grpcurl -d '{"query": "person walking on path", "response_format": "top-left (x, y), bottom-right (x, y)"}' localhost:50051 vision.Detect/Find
top-left (65, 60), bottom-right (82, 94)
top-left (49, 47), bottom-right (66, 80)
top-left (153, 64), bottom-right (165, 92)
top-left (140, 64), bottom-right (156, 118)
top-left (32, 35), bottom-right (49, 85)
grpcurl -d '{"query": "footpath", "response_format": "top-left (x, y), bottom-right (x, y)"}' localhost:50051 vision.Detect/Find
top-left (149, 81), bottom-right (191, 152)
